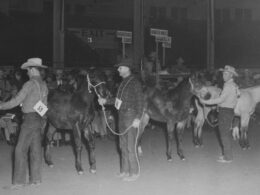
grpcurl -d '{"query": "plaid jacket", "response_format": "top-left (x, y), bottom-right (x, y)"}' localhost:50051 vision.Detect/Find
top-left (115, 75), bottom-right (144, 119)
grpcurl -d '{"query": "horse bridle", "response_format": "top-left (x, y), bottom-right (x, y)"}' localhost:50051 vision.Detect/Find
top-left (86, 74), bottom-right (106, 98)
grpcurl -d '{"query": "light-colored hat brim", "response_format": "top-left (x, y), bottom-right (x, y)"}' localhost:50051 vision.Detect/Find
top-left (219, 68), bottom-right (238, 77)
top-left (21, 62), bottom-right (47, 69)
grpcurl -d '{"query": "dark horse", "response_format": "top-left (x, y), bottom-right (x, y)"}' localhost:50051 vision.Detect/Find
top-left (44, 70), bottom-right (110, 174)
top-left (140, 76), bottom-right (194, 161)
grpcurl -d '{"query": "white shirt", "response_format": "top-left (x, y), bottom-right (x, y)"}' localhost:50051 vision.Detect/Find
top-left (203, 79), bottom-right (239, 109)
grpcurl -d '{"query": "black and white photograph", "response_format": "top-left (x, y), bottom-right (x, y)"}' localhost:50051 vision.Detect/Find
top-left (0, 0), bottom-right (260, 194)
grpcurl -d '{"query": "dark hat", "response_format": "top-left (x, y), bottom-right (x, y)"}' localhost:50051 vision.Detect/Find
top-left (21, 58), bottom-right (47, 69)
top-left (114, 58), bottom-right (134, 68)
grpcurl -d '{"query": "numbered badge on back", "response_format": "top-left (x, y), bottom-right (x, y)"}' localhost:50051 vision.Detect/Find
top-left (115, 98), bottom-right (122, 110)
top-left (33, 100), bottom-right (48, 117)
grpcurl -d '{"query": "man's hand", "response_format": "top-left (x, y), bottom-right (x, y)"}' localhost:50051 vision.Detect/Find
top-left (132, 118), bottom-right (141, 128)
top-left (198, 97), bottom-right (206, 105)
top-left (98, 98), bottom-right (107, 106)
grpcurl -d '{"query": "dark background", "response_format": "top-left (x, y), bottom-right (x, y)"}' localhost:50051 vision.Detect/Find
top-left (0, 0), bottom-right (260, 69)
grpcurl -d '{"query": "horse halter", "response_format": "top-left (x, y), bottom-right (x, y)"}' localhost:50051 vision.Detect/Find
top-left (86, 74), bottom-right (106, 98)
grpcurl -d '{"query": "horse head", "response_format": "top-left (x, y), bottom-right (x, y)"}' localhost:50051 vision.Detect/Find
top-left (189, 72), bottom-right (211, 100)
top-left (87, 69), bottom-right (112, 99)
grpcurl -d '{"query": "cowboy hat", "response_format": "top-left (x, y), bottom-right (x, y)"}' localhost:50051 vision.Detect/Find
top-left (219, 65), bottom-right (238, 77)
top-left (21, 58), bottom-right (47, 69)
top-left (114, 58), bottom-right (134, 69)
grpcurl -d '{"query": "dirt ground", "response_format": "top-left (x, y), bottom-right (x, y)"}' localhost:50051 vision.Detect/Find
top-left (1, 117), bottom-right (260, 195)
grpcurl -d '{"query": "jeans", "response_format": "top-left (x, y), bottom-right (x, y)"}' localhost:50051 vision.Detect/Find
top-left (119, 109), bottom-right (138, 175)
top-left (218, 107), bottom-right (234, 161)
top-left (13, 112), bottom-right (44, 185)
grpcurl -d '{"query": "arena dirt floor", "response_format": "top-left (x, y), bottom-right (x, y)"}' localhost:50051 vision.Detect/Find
top-left (1, 116), bottom-right (260, 195)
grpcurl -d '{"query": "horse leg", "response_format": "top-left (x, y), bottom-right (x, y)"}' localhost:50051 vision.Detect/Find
top-left (166, 121), bottom-right (175, 161)
top-left (175, 121), bottom-right (186, 161)
top-left (137, 130), bottom-right (145, 157)
top-left (84, 126), bottom-right (96, 174)
top-left (137, 113), bottom-right (150, 157)
top-left (193, 99), bottom-right (205, 147)
top-left (240, 114), bottom-right (250, 150)
top-left (44, 123), bottom-right (56, 168)
top-left (194, 116), bottom-right (204, 147)
top-left (232, 117), bottom-right (240, 141)
top-left (72, 123), bottom-right (84, 175)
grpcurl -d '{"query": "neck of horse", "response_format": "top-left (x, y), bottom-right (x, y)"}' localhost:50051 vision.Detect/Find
top-left (246, 85), bottom-right (260, 103)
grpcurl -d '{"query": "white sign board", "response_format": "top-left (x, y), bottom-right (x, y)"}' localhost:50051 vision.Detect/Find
top-left (116, 31), bottom-right (132, 38)
top-left (156, 36), bottom-right (172, 43)
top-left (122, 37), bottom-right (132, 44)
top-left (162, 42), bottom-right (171, 48)
top-left (150, 28), bottom-right (168, 37)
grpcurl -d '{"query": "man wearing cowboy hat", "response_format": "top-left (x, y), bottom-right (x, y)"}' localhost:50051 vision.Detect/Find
top-left (1, 58), bottom-right (48, 190)
top-left (98, 58), bottom-right (144, 181)
top-left (199, 65), bottom-right (240, 163)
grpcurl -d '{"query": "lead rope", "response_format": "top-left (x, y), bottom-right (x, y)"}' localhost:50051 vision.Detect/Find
top-left (87, 76), bottom-right (143, 179)
top-left (203, 105), bottom-right (218, 128)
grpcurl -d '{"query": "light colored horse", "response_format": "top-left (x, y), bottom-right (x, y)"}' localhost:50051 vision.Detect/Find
top-left (192, 84), bottom-right (260, 149)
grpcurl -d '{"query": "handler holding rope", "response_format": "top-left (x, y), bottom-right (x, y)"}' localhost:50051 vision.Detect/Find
top-left (98, 58), bottom-right (144, 181)
top-left (199, 65), bottom-right (239, 163)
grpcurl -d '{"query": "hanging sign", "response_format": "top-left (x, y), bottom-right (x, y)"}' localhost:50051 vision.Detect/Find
top-left (116, 31), bottom-right (132, 38)
top-left (150, 28), bottom-right (168, 37)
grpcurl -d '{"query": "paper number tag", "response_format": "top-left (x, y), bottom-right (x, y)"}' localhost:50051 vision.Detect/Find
top-left (33, 100), bottom-right (48, 116)
top-left (115, 98), bottom-right (122, 110)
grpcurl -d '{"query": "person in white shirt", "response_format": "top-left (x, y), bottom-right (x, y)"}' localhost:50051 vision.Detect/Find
top-left (200, 65), bottom-right (239, 163)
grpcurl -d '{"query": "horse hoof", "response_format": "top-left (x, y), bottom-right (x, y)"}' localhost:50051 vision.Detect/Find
top-left (195, 144), bottom-right (200, 148)
top-left (46, 161), bottom-right (54, 168)
top-left (179, 155), bottom-right (186, 161)
top-left (243, 146), bottom-right (251, 150)
top-left (78, 171), bottom-right (84, 175)
top-left (166, 154), bottom-right (173, 162)
top-left (137, 147), bottom-right (143, 157)
top-left (90, 169), bottom-right (97, 174)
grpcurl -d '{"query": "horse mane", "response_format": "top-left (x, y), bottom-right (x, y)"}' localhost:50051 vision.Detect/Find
top-left (168, 77), bottom-right (190, 96)
top-left (76, 74), bottom-right (88, 92)
top-left (166, 76), bottom-right (194, 108)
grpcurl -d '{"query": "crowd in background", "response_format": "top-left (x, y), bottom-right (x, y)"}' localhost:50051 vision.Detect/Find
top-left (1, 63), bottom-right (260, 145)
top-left (0, 66), bottom-right (120, 145)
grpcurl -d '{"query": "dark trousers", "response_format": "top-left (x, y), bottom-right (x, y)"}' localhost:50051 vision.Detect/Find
top-left (13, 112), bottom-right (43, 185)
top-left (218, 107), bottom-right (234, 161)
top-left (119, 109), bottom-right (138, 175)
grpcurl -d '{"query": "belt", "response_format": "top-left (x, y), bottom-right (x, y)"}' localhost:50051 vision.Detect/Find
top-left (23, 112), bottom-right (39, 117)
top-left (219, 107), bottom-right (234, 111)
